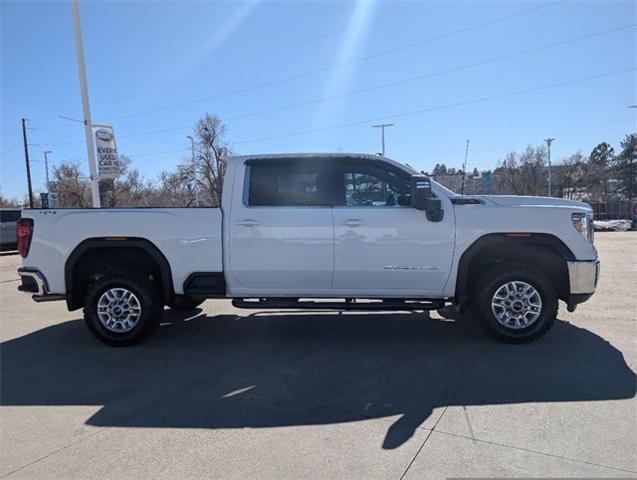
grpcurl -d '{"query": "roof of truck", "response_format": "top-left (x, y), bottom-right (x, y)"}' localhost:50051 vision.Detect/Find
top-left (227, 153), bottom-right (417, 174)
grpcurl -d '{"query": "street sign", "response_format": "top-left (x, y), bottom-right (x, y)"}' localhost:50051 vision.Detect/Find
top-left (92, 125), bottom-right (121, 179)
top-left (49, 192), bottom-right (59, 209)
top-left (40, 192), bottom-right (49, 209)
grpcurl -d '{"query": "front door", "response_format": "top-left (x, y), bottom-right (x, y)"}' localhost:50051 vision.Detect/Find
top-left (227, 158), bottom-right (335, 294)
top-left (331, 160), bottom-right (455, 297)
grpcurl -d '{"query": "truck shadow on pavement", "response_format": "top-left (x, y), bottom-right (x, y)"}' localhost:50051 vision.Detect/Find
top-left (2, 307), bottom-right (636, 449)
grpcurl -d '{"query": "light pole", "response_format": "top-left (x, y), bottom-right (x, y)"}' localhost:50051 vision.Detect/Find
top-left (186, 135), bottom-right (199, 207)
top-left (43, 151), bottom-right (52, 193)
top-left (544, 137), bottom-right (555, 197)
top-left (71, 0), bottom-right (100, 208)
top-left (372, 123), bottom-right (394, 156)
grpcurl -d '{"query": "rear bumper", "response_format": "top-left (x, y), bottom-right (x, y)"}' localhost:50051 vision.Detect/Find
top-left (566, 259), bottom-right (600, 308)
top-left (17, 268), bottom-right (65, 302)
top-left (18, 267), bottom-right (48, 295)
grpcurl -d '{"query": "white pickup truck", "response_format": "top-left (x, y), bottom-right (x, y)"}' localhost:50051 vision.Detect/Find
top-left (16, 153), bottom-right (599, 346)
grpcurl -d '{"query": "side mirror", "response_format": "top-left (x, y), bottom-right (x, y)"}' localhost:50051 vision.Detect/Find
top-left (410, 175), bottom-right (444, 222)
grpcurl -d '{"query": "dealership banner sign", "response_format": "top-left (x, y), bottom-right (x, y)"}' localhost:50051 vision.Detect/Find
top-left (92, 125), bottom-right (120, 179)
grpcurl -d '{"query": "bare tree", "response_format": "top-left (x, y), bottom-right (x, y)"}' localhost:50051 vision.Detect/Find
top-left (98, 155), bottom-right (154, 207)
top-left (188, 113), bottom-right (230, 207)
top-left (553, 153), bottom-right (586, 200)
top-left (495, 146), bottom-right (546, 196)
top-left (614, 133), bottom-right (637, 200)
top-left (149, 170), bottom-right (194, 207)
top-left (0, 189), bottom-right (21, 208)
top-left (586, 142), bottom-right (615, 201)
top-left (49, 162), bottom-right (91, 208)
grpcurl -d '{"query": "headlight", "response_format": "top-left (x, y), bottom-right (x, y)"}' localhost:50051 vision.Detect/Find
top-left (571, 212), bottom-right (594, 242)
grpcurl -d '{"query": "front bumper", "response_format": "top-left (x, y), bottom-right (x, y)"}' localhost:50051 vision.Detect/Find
top-left (566, 259), bottom-right (600, 309)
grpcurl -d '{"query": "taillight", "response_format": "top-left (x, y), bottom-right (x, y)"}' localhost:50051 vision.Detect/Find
top-left (17, 218), bottom-right (33, 257)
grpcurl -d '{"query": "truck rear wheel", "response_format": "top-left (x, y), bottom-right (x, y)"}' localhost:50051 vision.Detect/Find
top-left (84, 270), bottom-right (163, 346)
top-left (471, 262), bottom-right (557, 343)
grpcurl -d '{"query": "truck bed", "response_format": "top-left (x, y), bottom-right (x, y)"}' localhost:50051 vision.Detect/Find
top-left (20, 208), bottom-right (223, 295)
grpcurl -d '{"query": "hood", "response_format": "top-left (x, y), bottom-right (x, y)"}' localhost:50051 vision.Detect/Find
top-left (479, 195), bottom-right (592, 211)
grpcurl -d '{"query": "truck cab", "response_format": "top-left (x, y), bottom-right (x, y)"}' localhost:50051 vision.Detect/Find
top-left (223, 155), bottom-right (455, 298)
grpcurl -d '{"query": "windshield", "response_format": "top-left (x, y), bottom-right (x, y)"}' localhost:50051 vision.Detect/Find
top-left (431, 179), bottom-right (457, 196)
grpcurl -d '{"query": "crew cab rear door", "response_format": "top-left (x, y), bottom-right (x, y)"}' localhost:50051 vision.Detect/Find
top-left (331, 159), bottom-right (455, 297)
top-left (226, 158), bottom-right (336, 294)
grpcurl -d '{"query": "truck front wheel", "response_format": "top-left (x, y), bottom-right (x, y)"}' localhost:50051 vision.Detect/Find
top-left (471, 263), bottom-right (558, 343)
top-left (84, 270), bottom-right (163, 346)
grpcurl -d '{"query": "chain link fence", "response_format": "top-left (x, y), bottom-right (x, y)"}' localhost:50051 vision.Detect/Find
top-left (431, 173), bottom-right (636, 220)
top-left (588, 199), bottom-right (636, 220)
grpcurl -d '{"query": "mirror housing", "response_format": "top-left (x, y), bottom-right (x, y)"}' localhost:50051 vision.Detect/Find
top-left (410, 175), bottom-right (444, 222)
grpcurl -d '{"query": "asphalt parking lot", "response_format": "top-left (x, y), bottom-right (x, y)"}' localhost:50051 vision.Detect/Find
top-left (1, 232), bottom-right (636, 479)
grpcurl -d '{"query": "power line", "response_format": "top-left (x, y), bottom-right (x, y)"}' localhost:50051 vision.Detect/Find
top-left (229, 68), bottom-right (634, 146)
top-left (119, 66), bottom-right (632, 155)
top-left (0, 169), bottom-right (26, 184)
top-left (42, 23), bottom-right (631, 148)
top-left (220, 24), bottom-right (634, 121)
top-left (31, 122), bottom-right (83, 131)
top-left (0, 161), bottom-right (24, 178)
top-left (46, 23), bottom-right (626, 145)
top-left (103, 0), bottom-right (567, 121)
top-left (132, 148), bottom-right (190, 158)
top-left (108, 3), bottom-right (418, 104)
top-left (9, 68), bottom-right (630, 167)
top-left (0, 141), bottom-right (22, 158)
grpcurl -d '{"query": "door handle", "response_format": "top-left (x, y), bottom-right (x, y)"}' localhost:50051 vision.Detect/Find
top-left (234, 218), bottom-right (261, 227)
top-left (339, 218), bottom-right (364, 227)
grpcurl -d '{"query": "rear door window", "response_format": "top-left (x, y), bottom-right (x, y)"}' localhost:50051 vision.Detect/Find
top-left (0, 210), bottom-right (20, 222)
top-left (247, 160), bottom-right (336, 206)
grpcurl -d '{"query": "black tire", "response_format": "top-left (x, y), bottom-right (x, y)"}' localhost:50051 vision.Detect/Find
top-left (167, 296), bottom-right (205, 311)
top-left (84, 270), bottom-right (163, 346)
top-left (471, 262), bottom-right (558, 343)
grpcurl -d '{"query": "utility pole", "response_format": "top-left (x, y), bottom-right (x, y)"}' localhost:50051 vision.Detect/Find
top-left (43, 151), bottom-right (52, 192)
top-left (21, 118), bottom-right (34, 208)
top-left (461, 139), bottom-right (469, 195)
top-left (186, 135), bottom-right (199, 207)
top-left (372, 123), bottom-right (394, 156)
top-left (544, 137), bottom-right (555, 197)
top-left (625, 107), bottom-right (635, 198)
top-left (71, 0), bottom-right (100, 207)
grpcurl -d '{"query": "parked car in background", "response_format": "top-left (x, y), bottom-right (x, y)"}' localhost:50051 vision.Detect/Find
top-left (0, 209), bottom-right (20, 251)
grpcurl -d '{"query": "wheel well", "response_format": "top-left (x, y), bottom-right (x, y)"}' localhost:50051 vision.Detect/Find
top-left (65, 239), bottom-right (173, 310)
top-left (456, 234), bottom-right (573, 307)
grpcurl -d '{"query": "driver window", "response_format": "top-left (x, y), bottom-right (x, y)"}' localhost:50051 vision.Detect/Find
top-left (343, 166), bottom-right (410, 207)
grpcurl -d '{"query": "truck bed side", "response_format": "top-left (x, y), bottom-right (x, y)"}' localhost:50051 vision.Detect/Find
top-left (20, 208), bottom-right (222, 295)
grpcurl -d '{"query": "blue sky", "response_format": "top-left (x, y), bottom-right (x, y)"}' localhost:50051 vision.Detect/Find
top-left (1, 0), bottom-right (635, 200)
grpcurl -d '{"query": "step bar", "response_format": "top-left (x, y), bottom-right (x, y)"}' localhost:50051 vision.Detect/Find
top-left (231, 298), bottom-right (446, 311)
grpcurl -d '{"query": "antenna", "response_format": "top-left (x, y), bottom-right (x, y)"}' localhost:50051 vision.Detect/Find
top-left (461, 139), bottom-right (469, 195)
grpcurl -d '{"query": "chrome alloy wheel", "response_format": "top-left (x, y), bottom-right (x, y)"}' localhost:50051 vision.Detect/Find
top-left (491, 281), bottom-right (542, 330)
top-left (97, 288), bottom-right (142, 333)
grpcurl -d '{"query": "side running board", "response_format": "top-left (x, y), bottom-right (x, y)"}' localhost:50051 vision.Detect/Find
top-left (231, 298), bottom-right (446, 311)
